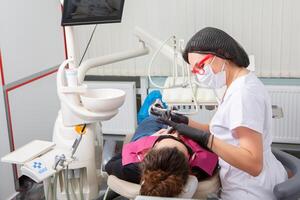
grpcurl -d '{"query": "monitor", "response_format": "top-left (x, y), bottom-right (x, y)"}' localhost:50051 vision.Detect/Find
top-left (61, 0), bottom-right (125, 26)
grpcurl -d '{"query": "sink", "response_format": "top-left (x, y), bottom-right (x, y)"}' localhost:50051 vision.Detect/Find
top-left (80, 88), bottom-right (126, 112)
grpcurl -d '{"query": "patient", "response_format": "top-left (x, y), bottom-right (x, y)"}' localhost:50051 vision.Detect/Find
top-left (140, 144), bottom-right (189, 196)
top-left (105, 115), bottom-right (218, 198)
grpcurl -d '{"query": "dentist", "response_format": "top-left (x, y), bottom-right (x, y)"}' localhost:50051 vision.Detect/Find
top-left (157, 27), bottom-right (287, 200)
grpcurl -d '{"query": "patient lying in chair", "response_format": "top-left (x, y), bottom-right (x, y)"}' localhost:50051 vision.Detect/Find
top-left (105, 115), bottom-right (219, 198)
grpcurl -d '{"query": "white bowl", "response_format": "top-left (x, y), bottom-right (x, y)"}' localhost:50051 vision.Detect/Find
top-left (80, 88), bottom-right (126, 112)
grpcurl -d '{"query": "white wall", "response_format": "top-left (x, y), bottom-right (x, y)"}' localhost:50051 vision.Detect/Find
top-left (0, 86), bottom-right (17, 200)
top-left (73, 0), bottom-right (300, 78)
top-left (8, 74), bottom-right (60, 149)
top-left (0, 0), bottom-right (65, 199)
top-left (0, 1), bottom-right (65, 84)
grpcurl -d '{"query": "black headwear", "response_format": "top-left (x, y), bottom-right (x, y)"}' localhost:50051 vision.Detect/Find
top-left (182, 27), bottom-right (249, 68)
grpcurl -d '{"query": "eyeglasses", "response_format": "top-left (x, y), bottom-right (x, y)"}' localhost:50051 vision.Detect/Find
top-left (191, 54), bottom-right (214, 75)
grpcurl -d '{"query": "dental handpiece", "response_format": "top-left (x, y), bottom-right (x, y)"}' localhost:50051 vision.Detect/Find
top-left (71, 135), bottom-right (82, 158)
top-left (150, 105), bottom-right (167, 116)
top-left (71, 124), bottom-right (86, 158)
top-left (53, 154), bottom-right (66, 170)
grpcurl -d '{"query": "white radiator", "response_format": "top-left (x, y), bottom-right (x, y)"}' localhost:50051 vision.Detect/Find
top-left (85, 81), bottom-right (137, 135)
top-left (266, 86), bottom-right (300, 144)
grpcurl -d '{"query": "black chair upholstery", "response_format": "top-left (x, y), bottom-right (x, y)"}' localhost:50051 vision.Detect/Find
top-left (272, 148), bottom-right (300, 200)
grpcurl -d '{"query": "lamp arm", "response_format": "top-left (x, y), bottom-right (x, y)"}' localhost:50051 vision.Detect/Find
top-left (77, 45), bottom-right (149, 84)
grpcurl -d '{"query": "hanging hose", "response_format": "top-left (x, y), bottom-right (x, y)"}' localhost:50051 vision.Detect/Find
top-left (70, 178), bottom-right (78, 200)
top-left (213, 89), bottom-right (222, 105)
top-left (180, 40), bottom-right (187, 82)
top-left (148, 35), bottom-right (188, 89)
top-left (64, 166), bottom-right (71, 200)
top-left (79, 168), bottom-right (84, 200)
top-left (53, 173), bottom-right (58, 200)
top-left (148, 35), bottom-right (173, 89)
top-left (47, 176), bottom-right (53, 200)
top-left (67, 169), bottom-right (78, 200)
top-left (173, 36), bottom-right (177, 85)
top-left (79, 25), bottom-right (98, 66)
top-left (171, 62), bottom-right (199, 115)
top-left (149, 62), bottom-right (201, 116)
top-left (103, 187), bottom-right (110, 200)
top-left (147, 34), bottom-right (203, 115)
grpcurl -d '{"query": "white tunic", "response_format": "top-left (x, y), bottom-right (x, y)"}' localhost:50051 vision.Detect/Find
top-left (210, 72), bottom-right (287, 200)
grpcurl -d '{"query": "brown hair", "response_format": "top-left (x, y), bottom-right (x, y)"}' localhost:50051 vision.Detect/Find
top-left (140, 147), bottom-right (189, 197)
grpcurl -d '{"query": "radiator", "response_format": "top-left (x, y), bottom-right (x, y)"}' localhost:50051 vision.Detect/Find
top-left (85, 81), bottom-right (137, 135)
top-left (266, 86), bottom-right (300, 144)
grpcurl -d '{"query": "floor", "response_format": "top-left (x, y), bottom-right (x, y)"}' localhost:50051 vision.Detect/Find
top-left (12, 176), bottom-right (45, 200)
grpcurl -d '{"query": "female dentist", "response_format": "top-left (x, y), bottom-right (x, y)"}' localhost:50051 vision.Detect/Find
top-left (157, 27), bottom-right (288, 200)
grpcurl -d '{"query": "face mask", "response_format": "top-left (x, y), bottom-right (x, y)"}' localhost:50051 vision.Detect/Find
top-left (196, 57), bottom-right (226, 89)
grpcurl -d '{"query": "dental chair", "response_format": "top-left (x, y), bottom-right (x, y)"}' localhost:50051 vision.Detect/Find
top-left (105, 133), bottom-right (220, 200)
top-left (105, 132), bottom-right (300, 200)
top-left (272, 148), bottom-right (300, 200)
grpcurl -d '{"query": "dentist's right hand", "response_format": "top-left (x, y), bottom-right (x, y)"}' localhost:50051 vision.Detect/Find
top-left (149, 100), bottom-right (189, 124)
top-left (157, 117), bottom-right (211, 149)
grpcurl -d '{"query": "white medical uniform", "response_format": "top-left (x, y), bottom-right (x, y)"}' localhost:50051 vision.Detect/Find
top-left (210, 72), bottom-right (287, 200)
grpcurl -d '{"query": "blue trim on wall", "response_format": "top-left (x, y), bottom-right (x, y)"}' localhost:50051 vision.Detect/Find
top-left (260, 78), bottom-right (300, 86)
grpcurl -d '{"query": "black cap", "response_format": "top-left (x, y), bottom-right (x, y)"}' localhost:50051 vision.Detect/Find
top-left (182, 27), bottom-right (249, 67)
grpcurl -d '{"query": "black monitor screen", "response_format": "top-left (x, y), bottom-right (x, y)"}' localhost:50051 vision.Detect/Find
top-left (62, 0), bottom-right (125, 26)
